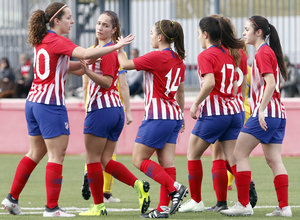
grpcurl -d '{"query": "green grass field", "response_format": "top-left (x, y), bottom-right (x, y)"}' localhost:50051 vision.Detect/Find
top-left (0, 154), bottom-right (299, 219)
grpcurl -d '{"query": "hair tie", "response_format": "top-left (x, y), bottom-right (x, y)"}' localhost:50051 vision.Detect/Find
top-left (171, 21), bottom-right (174, 26)
top-left (159, 21), bottom-right (173, 40)
top-left (104, 12), bottom-right (117, 28)
top-left (49, 5), bottom-right (67, 23)
top-left (249, 17), bottom-right (260, 29)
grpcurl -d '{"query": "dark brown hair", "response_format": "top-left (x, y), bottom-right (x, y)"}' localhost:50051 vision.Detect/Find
top-left (199, 16), bottom-right (244, 66)
top-left (94, 10), bottom-right (121, 47)
top-left (27, 2), bottom-right (66, 46)
top-left (155, 20), bottom-right (186, 60)
top-left (249, 15), bottom-right (287, 81)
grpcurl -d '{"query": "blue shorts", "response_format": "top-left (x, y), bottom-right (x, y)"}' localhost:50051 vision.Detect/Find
top-left (241, 111), bottom-right (245, 124)
top-left (135, 119), bottom-right (183, 149)
top-left (192, 114), bottom-right (243, 144)
top-left (84, 107), bottom-right (124, 141)
top-left (241, 116), bottom-right (286, 144)
top-left (25, 100), bottom-right (70, 139)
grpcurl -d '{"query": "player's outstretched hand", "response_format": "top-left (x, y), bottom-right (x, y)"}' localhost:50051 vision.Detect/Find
top-left (115, 34), bottom-right (135, 50)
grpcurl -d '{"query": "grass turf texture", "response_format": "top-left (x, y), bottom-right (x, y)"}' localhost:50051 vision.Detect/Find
top-left (0, 154), bottom-right (299, 219)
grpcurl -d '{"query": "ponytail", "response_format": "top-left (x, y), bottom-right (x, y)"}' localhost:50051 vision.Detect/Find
top-left (199, 16), bottom-right (244, 67)
top-left (155, 20), bottom-right (186, 60)
top-left (249, 16), bottom-right (287, 81)
top-left (27, 10), bottom-right (48, 46)
top-left (27, 2), bottom-right (67, 46)
top-left (269, 24), bottom-right (287, 81)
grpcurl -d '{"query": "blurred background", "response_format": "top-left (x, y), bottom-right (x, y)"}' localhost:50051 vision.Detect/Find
top-left (1, 0), bottom-right (300, 96)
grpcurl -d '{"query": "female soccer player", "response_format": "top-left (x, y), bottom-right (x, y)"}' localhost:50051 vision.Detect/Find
top-left (178, 16), bottom-right (244, 213)
top-left (78, 10), bottom-right (149, 216)
top-left (1, 2), bottom-right (133, 217)
top-left (205, 15), bottom-right (257, 212)
top-left (118, 19), bottom-right (188, 217)
top-left (80, 50), bottom-right (132, 204)
top-left (220, 16), bottom-right (292, 217)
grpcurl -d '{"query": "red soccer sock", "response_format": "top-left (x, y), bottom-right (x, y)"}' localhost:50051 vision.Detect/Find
top-left (105, 160), bottom-right (137, 188)
top-left (236, 171), bottom-right (251, 207)
top-left (87, 163), bottom-right (103, 205)
top-left (231, 164), bottom-right (237, 177)
top-left (212, 160), bottom-right (227, 202)
top-left (45, 162), bottom-right (63, 209)
top-left (225, 160), bottom-right (233, 174)
top-left (140, 159), bottom-right (176, 193)
top-left (10, 156), bottom-right (37, 200)
top-left (188, 160), bottom-right (203, 203)
top-left (157, 167), bottom-right (176, 212)
top-left (274, 174), bottom-right (289, 209)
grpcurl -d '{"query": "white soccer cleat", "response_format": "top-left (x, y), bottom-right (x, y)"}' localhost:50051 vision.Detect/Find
top-left (220, 201), bottom-right (253, 216)
top-left (178, 199), bottom-right (204, 213)
top-left (104, 195), bottom-right (121, 203)
top-left (43, 206), bottom-right (76, 217)
top-left (1, 196), bottom-right (23, 215)
top-left (266, 206), bottom-right (292, 217)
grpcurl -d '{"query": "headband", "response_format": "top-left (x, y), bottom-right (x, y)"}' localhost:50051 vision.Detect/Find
top-left (104, 12), bottom-right (117, 28)
top-left (159, 20), bottom-right (173, 40)
top-left (49, 5), bottom-right (67, 23)
top-left (249, 18), bottom-right (260, 29)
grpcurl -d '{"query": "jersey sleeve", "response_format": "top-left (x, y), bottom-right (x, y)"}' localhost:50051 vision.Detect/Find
top-left (256, 50), bottom-right (274, 75)
top-left (197, 52), bottom-right (214, 76)
top-left (101, 52), bottom-right (117, 78)
top-left (52, 36), bottom-right (78, 56)
top-left (133, 51), bottom-right (159, 71)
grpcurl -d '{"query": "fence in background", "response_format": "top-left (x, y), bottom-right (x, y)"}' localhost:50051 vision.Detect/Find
top-left (1, 0), bottom-right (300, 93)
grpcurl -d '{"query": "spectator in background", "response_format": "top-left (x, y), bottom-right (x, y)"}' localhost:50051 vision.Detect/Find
top-left (14, 53), bottom-right (34, 98)
top-left (0, 57), bottom-right (15, 98)
top-left (127, 48), bottom-right (143, 97)
top-left (280, 55), bottom-right (300, 97)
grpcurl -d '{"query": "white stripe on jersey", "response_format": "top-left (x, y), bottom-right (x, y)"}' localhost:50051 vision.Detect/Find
top-left (167, 102), bottom-right (174, 120)
top-left (110, 92), bottom-right (117, 107)
top-left (214, 95), bottom-right (220, 115)
top-left (222, 99), bottom-right (228, 115)
top-left (231, 99), bottom-right (239, 113)
top-left (161, 100), bottom-right (167, 119)
top-left (271, 98), bottom-right (275, 117)
top-left (206, 96), bottom-right (212, 116)
top-left (55, 56), bottom-right (64, 105)
top-left (32, 85), bottom-right (41, 103)
top-left (152, 98), bottom-right (158, 119)
top-left (104, 93), bottom-right (111, 108)
top-left (97, 92), bottom-right (103, 109)
top-left (38, 84), bottom-right (48, 103)
top-left (45, 84), bottom-right (54, 105)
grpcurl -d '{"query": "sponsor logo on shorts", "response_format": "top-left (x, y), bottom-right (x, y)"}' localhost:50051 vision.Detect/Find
top-left (136, 135), bottom-right (141, 138)
top-left (65, 122), bottom-right (69, 130)
top-left (243, 125), bottom-right (249, 128)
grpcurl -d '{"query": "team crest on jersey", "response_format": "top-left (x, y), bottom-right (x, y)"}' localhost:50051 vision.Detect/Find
top-left (65, 122), bottom-right (69, 130)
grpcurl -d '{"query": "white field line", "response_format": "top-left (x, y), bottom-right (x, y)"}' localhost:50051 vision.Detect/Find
top-left (0, 206), bottom-right (299, 215)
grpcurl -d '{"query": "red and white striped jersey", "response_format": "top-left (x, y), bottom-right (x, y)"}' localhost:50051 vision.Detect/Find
top-left (250, 44), bottom-right (286, 118)
top-left (86, 42), bottom-right (122, 112)
top-left (235, 49), bottom-right (248, 112)
top-left (27, 31), bottom-right (77, 105)
top-left (133, 49), bottom-right (185, 120)
top-left (198, 46), bottom-right (240, 117)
